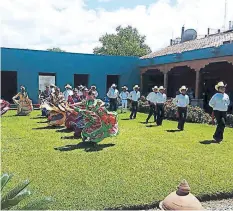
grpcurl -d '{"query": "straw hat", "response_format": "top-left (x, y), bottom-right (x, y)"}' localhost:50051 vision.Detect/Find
top-left (78, 85), bottom-right (84, 90)
top-left (215, 81), bottom-right (226, 91)
top-left (158, 86), bottom-right (165, 90)
top-left (133, 85), bottom-right (140, 89)
top-left (179, 85), bottom-right (188, 93)
top-left (111, 84), bottom-right (117, 88)
top-left (152, 86), bottom-right (158, 91)
top-left (122, 86), bottom-right (128, 90)
top-left (65, 84), bottom-right (72, 89)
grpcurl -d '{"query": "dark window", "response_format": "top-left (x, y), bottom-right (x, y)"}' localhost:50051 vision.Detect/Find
top-left (1, 71), bottom-right (17, 103)
top-left (106, 75), bottom-right (119, 90)
top-left (74, 74), bottom-right (89, 88)
top-left (39, 73), bottom-right (56, 91)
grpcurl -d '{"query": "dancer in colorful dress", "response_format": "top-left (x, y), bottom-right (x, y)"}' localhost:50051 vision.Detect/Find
top-left (156, 86), bottom-right (167, 126)
top-left (145, 86), bottom-right (158, 123)
top-left (119, 86), bottom-right (129, 113)
top-left (209, 82), bottom-right (230, 143)
top-left (40, 85), bottom-right (51, 116)
top-left (12, 86), bottom-right (33, 116)
top-left (129, 85), bottom-right (140, 119)
top-left (173, 86), bottom-right (190, 130)
top-left (0, 99), bottom-right (10, 116)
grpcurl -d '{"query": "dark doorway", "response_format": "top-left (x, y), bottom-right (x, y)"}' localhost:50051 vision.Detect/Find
top-left (142, 69), bottom-right (164, 95)
top-left (200, 61), bottom-right (233, 113)
top-left (106, 75), bottom-right (119, 90)
top-left (74, 74), bottom-right (89, 88)
top-left (1, 71), bottom-right (17, 103)
top-left (167, 66), bottom-right (196, 98)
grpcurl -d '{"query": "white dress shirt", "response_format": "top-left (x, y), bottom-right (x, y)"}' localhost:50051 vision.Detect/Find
top-left (92, 90), bottom-right (98, 98)
top-left (173, 94), bottom-right (190, 107)
top-left (129, 90), bottom-right (140, 101)
top-left (107, 88), bottom-right (119, 99)
top-left (146, 92), bottom-right (157, 104)
top-left (209, 93), bottom-right (230, 112)
top-left (63, 89), bottom-right (73, 101)
top-left (156, 92), bottom-right (167, 104)
top-left (120, 91), bottom-right (129, 100)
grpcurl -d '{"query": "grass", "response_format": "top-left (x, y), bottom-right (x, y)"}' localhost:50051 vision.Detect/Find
top-left (1, 111), bottom-right (233, 210)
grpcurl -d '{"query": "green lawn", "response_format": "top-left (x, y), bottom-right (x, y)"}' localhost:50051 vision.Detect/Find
top-left (1, 111), bottom-right (233, 210)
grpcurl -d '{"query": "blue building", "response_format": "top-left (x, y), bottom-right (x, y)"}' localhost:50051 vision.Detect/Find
top-left (1, 48), bottom-right (140, 103)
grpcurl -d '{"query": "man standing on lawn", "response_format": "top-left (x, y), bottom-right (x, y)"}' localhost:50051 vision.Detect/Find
top-left (173, 85), bottom-right (190, 131)
top-left (145, 86), bottom-right (158, 124)
top-left (119, 86), bottom-right (129, 113)
top-left (129, 85), bottom-right (141, 119)
top-left (209, 82), bottom-right (230, 143)
top-left (156, 86), bottom-right (167, 126)
top-left (107, 84), bottom-right (119, 111)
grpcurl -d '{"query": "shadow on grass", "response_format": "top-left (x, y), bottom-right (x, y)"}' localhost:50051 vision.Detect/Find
top-left (121, 118), bottom-right (131, 120)
top-left (199, 140), bottom-right (219, 145)
top-left (32, 126), bottom-right (64, 130)
top-left (56, 128), bottom-right (73, 133)
top-left (37, 121), bottom-right (49, 123)
top-left (54, 142), bottom-right (115, 152)
top-left (30, 116), bottom-right (46, 119)
top-left (166, 129), bottom-right (182, 133)
top-left (146, 125), bottom-right (159, 128)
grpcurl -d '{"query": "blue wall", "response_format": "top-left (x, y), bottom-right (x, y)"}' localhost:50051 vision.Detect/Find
top-left (139, 43), bottom-right (233, 67)
top-left (1, 48), bottom-right (140, 103)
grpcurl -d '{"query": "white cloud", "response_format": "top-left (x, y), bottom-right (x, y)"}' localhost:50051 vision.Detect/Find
top-left (0, 0), bottom-right (233, 54)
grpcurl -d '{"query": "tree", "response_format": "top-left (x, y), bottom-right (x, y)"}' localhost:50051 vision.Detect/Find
top-left (93, 25), bottom-right (152, 57)
top-left (47, 47), bottom-right (65, 52)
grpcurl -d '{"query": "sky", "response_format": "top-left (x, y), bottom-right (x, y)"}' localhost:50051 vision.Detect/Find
top-left (1, 0), bottom-right (233, 54)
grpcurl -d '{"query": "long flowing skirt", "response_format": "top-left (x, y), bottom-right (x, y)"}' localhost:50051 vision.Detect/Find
top-left (13, 99), bottom-right (33, 116)
top-left (0, 100), bottom-right (10, 116)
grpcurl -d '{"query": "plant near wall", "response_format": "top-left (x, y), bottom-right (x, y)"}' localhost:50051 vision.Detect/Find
top-left (1, 173), bottom-right (52, 210)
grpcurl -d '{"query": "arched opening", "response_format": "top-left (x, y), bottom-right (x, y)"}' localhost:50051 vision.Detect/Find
top-left (167, 66), bottom-right (196, 98)
top-left (200, 61), bottom-right (233, 113)
top-left (142, 69), bottom-right (164, 95)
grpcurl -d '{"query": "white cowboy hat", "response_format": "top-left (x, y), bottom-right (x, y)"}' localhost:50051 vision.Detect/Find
top-left (152, 86), bottom-right (158, 91)
top-left (111, 84), bottom-right (117, 88)
top-left (91, 85), bottom-right (96, 89)
top-left (122, 86), bottom-right (128, 90)
top-left (158, 86), bottom-right (165, 90)
top-left (50, 84), bottom-right (55, 87)
top-left (65, 84), bottom-right (72, 89)
top-left (179, 85), bottom-right (188, 93)
top-left (215, 81), bottom-right (227, 91)
top-left (133, 85), bottom-right (140, 89)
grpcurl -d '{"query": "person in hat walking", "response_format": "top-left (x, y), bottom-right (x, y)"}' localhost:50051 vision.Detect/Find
top-left (119, 86), bottom-right (129, 113)
top-left (129, 85), bottom-right (141, 119)
top-left (91, 85), bottom-right (98, 98)
top-left (156, 86), bottom-right (167, 125)
top-left (173, 86), bottom-right (190, 130)
top-left (145, 86), bottom-right (158, 123)
top-left (209, 82), bottom-right (230, 143)
top-left (63, 84), bottom-right (73, 101)
top-left (107, 84), bottom-right (119, 111)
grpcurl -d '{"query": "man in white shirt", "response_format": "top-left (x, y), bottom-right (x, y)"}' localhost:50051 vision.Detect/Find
top-left (145, 86), bottom-right (158, 124)
top-left (129, 85), bottom-right (141, 119)
top-left (107, 84), bottom-right (119, 111)
top-left (156, 86), bottom-right (167, 126)
top-left (209, 82), bottom-right (230, 143)
top-left (173, 85), bottom-right (190, 130)
top-left (91, 85), bottom-right (98, 98)
top-left (63, 84), bottom-right (74, 101)
top-left (119, 86), bottom-right (129, 113)
top-left (50, 84), bottom-right (56, 94)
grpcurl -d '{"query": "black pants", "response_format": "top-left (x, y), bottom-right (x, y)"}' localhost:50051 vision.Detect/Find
top-left (146, 103), bottom-right (157, 122)
top-left (177, 107), bottom-right (187, 130)
top-left (213, 110), bottom-right (227, 141)
top-left (109, 98), bottom-right (117, 111)
top-left (156, 104), bottom-right (164, 125)
top-left (130, 101), bottom-right (138, 119)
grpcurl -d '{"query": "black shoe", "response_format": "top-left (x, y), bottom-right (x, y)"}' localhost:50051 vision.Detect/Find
top-left (145, 120), bottom-right (148, 124)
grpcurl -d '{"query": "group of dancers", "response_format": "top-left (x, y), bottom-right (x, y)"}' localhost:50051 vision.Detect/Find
top-left (0, 81), bottom-right (230, 144)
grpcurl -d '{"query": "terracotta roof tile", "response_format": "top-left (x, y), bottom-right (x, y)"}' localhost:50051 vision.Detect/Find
top-left (141, 30), bottom-right (233, 59)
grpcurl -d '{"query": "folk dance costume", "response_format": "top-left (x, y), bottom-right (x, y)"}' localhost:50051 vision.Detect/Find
top-left (129, 85), bottom-right (140, 119)
top-left (156, 86), bottom-right (167, 126)
top-left (40, 86), bottom-right (51, 116)
top-left (12, 86), bottom-right (33, 116)
top-left (209, 82), bottom-right (230, 143)
top-left (0, 99), bottom-right (10, 116)
top-left (119, 86), bottom-right (129, 113)
top-left (146, 86), bottom-right (158, 123)
top-left (173, 86), bottom-right (190, 130)
top-left (107, 84), bottom-right (119, 111)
